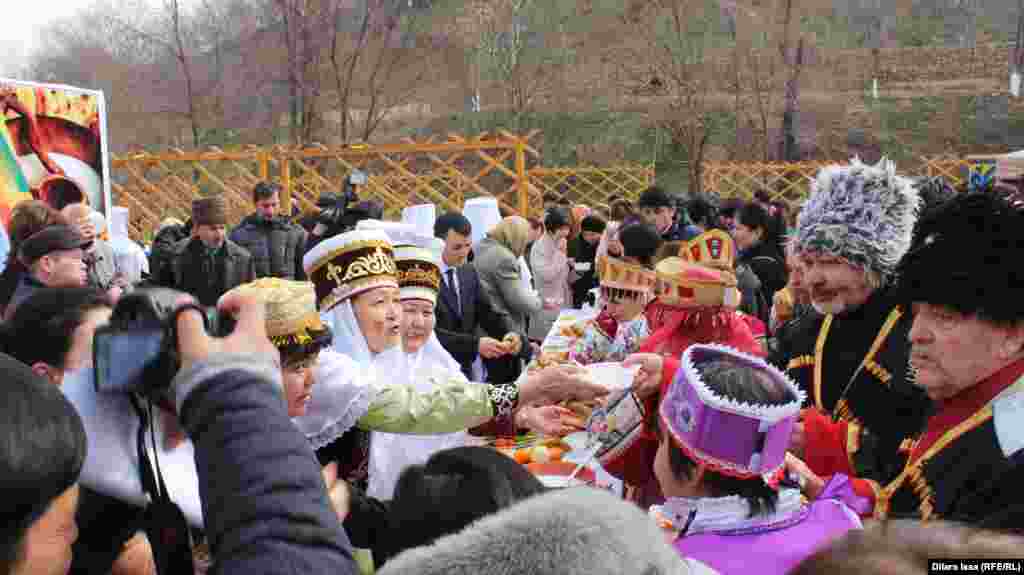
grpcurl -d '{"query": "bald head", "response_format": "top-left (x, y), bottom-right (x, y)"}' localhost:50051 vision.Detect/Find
top-left (61, 204), bottom-right (90, 220)
top-left (61, 203), bottom-right (96, 243)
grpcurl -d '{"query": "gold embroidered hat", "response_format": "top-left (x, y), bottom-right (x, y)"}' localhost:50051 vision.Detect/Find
top-left (302, 228), bottom-right (398, 312)
top-left (225, 278), bottom-right (327, 348)
top-left (654, 257), bottom-right (741, 309)
top-left (597, 256), bottom-right (657, 301)
top-left (680, 229), bottom-right (736, 272)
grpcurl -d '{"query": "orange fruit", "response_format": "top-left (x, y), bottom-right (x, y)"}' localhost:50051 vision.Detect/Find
top-left (513, 449), bottom-right (532, 465)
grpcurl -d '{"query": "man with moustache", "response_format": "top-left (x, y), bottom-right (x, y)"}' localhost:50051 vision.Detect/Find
top-left (772, 158), bottom-right (932, 485)
top-left (787, 191), bottom-right (1024, 529)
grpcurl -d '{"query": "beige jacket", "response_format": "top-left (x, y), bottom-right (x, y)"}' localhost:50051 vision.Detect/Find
top-left (529, 233), bottom-right (576, 340)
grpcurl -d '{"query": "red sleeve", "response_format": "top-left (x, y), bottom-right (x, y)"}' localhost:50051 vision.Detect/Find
top-left (604, 357), bottom-right (681, 484)
top-left (602, 435), bottom-right (658, 486)
top-left (802, 408), bottom-right (857, 478)
top-left (848, 477), bottom-right (880, 514)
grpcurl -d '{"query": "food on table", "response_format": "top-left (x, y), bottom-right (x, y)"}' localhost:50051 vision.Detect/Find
top-left (558, 323), bottom-right (586, 338)
top-left (562, 398), bottom-right (600, 422)
top-left (492, 435), bottom-right (572, 466)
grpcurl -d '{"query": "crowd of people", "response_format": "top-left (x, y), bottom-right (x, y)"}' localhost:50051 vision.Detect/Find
top-left (1, 157), bottom-right (1023, 575)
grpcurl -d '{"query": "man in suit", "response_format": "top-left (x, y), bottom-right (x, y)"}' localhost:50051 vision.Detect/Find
top-left (433, 212), bottom-right (523, 382)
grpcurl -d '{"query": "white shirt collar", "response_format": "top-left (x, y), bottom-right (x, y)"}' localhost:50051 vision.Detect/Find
top-left (439, 260), bottom-right (457, 276)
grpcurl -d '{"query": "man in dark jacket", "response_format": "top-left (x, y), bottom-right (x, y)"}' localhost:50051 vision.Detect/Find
top-left (148, 217), bottom-right (191, 285)
top-left (229, 182), bottom-right (307, 280)
top-left (636, 186), bottom-right (700, 242)
top-left (5, 225), bottom-right (90, 320)
top-left (433, 212), bottom-right (521, 382)
top-left (164, 197), bottom-right (255, 306)
top-left (569, 215), bottom-right (605, 307)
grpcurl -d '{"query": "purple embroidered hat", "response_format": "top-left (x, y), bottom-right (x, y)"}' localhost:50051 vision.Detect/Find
top-left (659, 344), bottom-right (805, 485)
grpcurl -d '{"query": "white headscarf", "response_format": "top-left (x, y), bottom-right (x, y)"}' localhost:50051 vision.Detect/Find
top-left (367, 331), bottom-right (470, 500)
top-left (107, 206), bottom-right (149, 282)
top-left (294, 297), bottom-right (406, 449)
top-left (61, 368), bottom-right (205, 527)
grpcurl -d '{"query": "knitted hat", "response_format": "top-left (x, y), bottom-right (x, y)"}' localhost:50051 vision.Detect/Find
top-left (225, 278), bottom-right (327, 348)
top-left (897, 191), bottom-right (1024, 324)
top-left (302, 228), bottom-right (398, 312)
top-left (660, 344), bottom-right (804, 483)
top-left (192, 196), bottom-right (227, 227)
top-left (796, 157), bottom-right (920, 283)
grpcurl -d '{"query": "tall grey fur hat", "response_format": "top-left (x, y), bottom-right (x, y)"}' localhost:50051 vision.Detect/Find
top-left (796, 157), bottom-right (920, 283)
top-left (377, 487), bottom-right (716, 575)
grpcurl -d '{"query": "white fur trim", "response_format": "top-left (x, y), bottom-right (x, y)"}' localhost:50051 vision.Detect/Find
top-left (798, 156), bottom-right (921, 279)
top-left (680, 343), bottom-right (806, 423)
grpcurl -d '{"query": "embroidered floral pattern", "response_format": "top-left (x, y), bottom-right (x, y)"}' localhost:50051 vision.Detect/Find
top-left (487, 383), bottom-right (519, 418)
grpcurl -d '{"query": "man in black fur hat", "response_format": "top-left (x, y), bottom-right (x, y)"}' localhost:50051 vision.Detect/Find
top-left (790, 191), bottom-right (1024, 530)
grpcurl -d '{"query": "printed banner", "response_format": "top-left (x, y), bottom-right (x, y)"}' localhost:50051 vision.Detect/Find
top-left (0, 78), bottom-right (111, 224)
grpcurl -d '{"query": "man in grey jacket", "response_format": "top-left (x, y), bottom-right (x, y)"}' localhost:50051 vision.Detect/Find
top-left (229, 182), bottom-right (307, 280)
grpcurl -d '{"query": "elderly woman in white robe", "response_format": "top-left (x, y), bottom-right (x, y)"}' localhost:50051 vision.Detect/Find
top-left (297, 226), bottom-right (610, 491)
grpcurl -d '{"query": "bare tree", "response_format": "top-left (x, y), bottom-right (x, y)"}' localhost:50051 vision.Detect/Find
top-left (327, 0), bottom-right (436, 143)
top-left (272, 0), bottom-right (334, 145)
top-left (99, 0), bottom-right (206, 148)
top-left (616, 0), bottom-right (731, 194)
top-left (473, 0), bottom-right (561, 129)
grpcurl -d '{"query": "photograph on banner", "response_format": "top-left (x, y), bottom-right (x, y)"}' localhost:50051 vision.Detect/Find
top-left (0, 78), bottom-right (110, 223)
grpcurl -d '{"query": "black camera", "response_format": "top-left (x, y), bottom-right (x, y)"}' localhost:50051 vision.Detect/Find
top-left (93, 288), bottom-right (236, 396)
top-left (316, 170), bottom-right (365, 230)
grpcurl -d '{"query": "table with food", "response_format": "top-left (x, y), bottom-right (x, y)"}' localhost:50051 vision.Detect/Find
top-left (484, 309), bottom-right (628, 493)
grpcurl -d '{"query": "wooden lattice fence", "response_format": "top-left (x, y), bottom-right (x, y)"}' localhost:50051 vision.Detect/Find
top-left (529, 165), bottom-right (656, 210)
top-left (703, 156), bottom-right (975, 208)
top-left (111, 131), bottom-right (655, 242)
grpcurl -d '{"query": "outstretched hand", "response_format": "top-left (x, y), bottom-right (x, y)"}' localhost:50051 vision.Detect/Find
top-left (784, 453), bottom-right (825, 501)
top-left (519, 364), bottom-right (609, 406)
top-left (623, 353), bottom-right (664, 400)
top-left (516, 405), bottom-right (585, 436)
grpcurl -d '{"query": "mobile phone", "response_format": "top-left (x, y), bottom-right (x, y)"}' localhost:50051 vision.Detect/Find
top-left (93, 326), bottom-right (166, 393)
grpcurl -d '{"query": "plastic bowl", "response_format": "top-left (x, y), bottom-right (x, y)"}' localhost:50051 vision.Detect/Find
top-left (584, 362), bottom-right (639, 390)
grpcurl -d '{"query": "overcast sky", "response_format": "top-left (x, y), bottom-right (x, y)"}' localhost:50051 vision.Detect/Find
top-left (0, 0), bottom-right (92, 77)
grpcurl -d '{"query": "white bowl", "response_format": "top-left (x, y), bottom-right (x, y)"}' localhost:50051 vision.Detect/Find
top-left (585, 362), bottom-right (639, 390)
top-left (537, 475), bottom-right (588, 488)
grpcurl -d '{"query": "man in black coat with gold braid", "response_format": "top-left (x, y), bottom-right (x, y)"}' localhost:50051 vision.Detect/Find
top-left (772, 158), bottom-right (932, 485)
top-left (787, 190), bottom-right (1024, 530)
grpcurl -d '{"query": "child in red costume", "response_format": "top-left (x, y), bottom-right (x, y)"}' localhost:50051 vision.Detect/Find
top-left (596, 229), bottom-right (767, 507)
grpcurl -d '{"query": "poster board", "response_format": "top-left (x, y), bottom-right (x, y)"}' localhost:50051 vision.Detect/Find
top-left (0, 78), bottom-right (111, 224)
top-left (968, 153), bottom-right (1024, 184)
